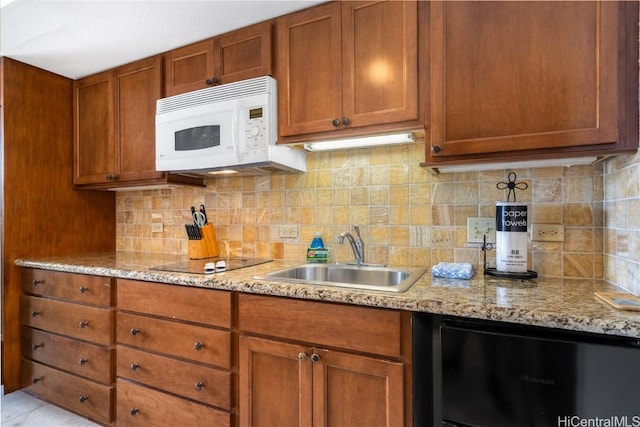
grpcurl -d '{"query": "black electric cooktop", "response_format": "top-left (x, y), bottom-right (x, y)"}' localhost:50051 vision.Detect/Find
top-left (150, 257), bottom-right (272, 275)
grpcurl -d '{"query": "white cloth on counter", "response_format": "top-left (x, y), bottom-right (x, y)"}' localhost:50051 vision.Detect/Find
top-left (431, 262), bottom-right (475, 280)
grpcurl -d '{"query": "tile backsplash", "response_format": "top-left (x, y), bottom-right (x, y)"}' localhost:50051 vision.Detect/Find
top-left (116, 142), bottom-right (640, 294)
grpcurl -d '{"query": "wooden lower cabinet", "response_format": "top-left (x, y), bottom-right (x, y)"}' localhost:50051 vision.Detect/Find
top-left (239, 336), bottom-right (404, 427)
top-left (238, 294), bottom-right (411, 427)
top-left (21, 359), bottom-right (114, 425)
top-left (116, 379), bottom-right (230, 427)
top-left (116, 280), bottom-right (233, 426)
top-left (20, 269), bottom-right (115, 425)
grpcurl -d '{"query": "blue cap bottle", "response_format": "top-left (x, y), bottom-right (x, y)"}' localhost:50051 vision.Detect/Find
top-left (310, 232), bottom-right (325, 249)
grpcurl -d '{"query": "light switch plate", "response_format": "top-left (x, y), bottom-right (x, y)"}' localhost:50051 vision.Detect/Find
top-left (467, 217), bottom-right (495, 243)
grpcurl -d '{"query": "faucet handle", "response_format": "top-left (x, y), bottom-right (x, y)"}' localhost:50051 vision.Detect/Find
top-left (354, 225), bottom-right (361, 238)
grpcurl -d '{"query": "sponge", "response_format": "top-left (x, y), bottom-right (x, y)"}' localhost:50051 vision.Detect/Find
top-left (432, 262), bottom-right (474, 280)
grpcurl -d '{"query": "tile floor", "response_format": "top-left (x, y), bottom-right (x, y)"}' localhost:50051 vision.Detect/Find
top-left (1, 386), bottom-right (100, 427)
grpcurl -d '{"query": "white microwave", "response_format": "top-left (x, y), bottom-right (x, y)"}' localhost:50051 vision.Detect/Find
top-left (155, 76), bottom-right (306, 175)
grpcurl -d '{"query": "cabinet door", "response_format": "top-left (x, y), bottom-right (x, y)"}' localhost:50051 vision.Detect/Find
top-left (214, 20), bottom-right (273, 85)
top-left (164, 39), bottom-right (216, 96)
top-left (277, 2), bottom-right (343, 136)
top-left (429, 1), bottom-right (619, 159)
top-left (239, 335), bottom-right (312, 427)
top-left (342, 1), bottom-right (418, 128)
top-left (313, 348), bottom-right (405, 427)
top-left (73, 70), bottom-right (116, 185)
top-left (116, 56), bottom-right (165, 183)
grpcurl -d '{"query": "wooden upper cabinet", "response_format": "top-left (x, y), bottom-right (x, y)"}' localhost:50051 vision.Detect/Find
top-left (426, 1), bottom-right (639, 165)
top-left (74, 56), bottom-right (203, 189)
top-left (277, 1), bottom-right (421, 141)
top-left (116, 57), bottom-right (165, 183)
top-left (164, 21), bottom-right (273, 97)
top-left (73, 71), bottom-right (116, 185)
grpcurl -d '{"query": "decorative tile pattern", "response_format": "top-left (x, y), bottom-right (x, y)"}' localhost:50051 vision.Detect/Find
top-left (114, 142), bottom-right (638, 291)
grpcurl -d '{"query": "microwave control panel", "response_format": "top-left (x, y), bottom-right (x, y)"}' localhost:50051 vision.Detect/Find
top-left (244, 106), bottom-right (268, 152)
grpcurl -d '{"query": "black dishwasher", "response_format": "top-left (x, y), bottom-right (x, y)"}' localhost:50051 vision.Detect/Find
top-left (413, 314), bottom-right (640, 427)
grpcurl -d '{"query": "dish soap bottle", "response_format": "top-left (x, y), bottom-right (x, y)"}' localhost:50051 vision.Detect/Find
top-left (307, 232), bottom-right (330, 263)
top-left (310, 232), bottom-right (325, 249)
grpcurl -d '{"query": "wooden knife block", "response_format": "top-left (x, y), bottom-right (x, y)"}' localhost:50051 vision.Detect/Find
top-left (188, 223), bottom-right (220, 259)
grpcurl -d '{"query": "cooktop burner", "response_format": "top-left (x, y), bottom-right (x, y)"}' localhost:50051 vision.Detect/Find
top-left (150, 257), bottom-right (272, 275)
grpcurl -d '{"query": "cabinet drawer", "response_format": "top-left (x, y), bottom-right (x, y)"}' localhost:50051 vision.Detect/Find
top-left (117, 378), bottom-right (230, 427)
top-left (117, 312), bottom-right (231, 368)
top-left (239, 294), bottom-right (403, 358)
top-left (21, 295), bottom-right (113, 346)
top-left (22, 269), bottom-right (113, 307)
top-left (22, 327), bottom-right (113, 384)
top-left (21, 359), bottom-right (114, 425)
top-left (117, 279), bottom-right (231, 328)
top-left (117, 346), bottom-right (231, 409)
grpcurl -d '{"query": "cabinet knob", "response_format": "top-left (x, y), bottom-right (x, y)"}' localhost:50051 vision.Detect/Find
top-left (130, 328), bottom-right (140, 336)
top-left (79, 358), bottom-right (88, 365)
top-left (432, 145), bottom-right (442, 153)
top-left (32, 377), bottom-right (42, 384)
top-left (31, 311), bottom-right (40, 317)
top-left (342, 117), bottom-right (350, 126)
top-left (32, 343), bottom-right (43, 350)
top-left (79, 286), bottom-right (88, 293)
top-left (311, 353), bottom-right (321, 363)
top-left (194, 342), bottom-right (204, 351)
top-left (130, 408), bottom-right (139, 416)
top-left (194, 382), bottom-right (204, 391)
top-left (79, 321), bottom-right (89, 328)
top-left (32, 279), bottom-right (41, 286)
top-left (106, 174), bottom-right (118, 181)
top-left (298, 352), bottom-right (308, 362)
top-left (79, 396), bottom-right (88, 403)
top-left (332, 118), bottom-right (341, 127)
top-left (130, 363), bottom-right (139, 371)
top-left (205, 77), bottom-right (219, 86)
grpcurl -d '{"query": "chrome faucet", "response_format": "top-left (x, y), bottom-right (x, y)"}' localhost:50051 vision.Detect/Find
top-left (337, 225), bottom-right (364, 265)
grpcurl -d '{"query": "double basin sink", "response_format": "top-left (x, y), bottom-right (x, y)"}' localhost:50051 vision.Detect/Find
top-left (254, 263), bottom-right (426, 293)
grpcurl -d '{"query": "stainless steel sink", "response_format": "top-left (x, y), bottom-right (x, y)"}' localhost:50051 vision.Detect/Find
top-left (254, 263), bottom-right (426, 292)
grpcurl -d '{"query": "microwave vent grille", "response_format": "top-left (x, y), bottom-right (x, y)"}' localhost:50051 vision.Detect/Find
top-left (157, 76), bottom-right (275, 114)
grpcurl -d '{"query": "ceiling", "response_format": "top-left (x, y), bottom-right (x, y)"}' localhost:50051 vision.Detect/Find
top-left (0, 0), bottom-right (323, 80)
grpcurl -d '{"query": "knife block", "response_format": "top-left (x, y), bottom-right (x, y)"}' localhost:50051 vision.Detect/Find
top-left (188, 223), bottom-right (220, 259)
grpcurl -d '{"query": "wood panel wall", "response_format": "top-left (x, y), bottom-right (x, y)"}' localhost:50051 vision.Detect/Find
top-left (1, 58), bottom-right (116, 392)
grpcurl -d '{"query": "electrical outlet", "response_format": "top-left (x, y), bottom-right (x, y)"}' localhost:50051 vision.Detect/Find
top-left (467, 217), bottom-right (495, 243)
top-left (151, 213), bottom-right (163, 233)
top-left (279, 225), bottom-right (298, 238)
top-left (531, 224), bottom-right (565, 242)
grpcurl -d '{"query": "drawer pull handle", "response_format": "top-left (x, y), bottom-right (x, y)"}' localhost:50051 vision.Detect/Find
top-left (194, 342), bottom-right (204, 351)
top-left (130, 408), bottom-right (139, 416)
top-left (79, 396), bottom-right (88, 403)
top-left (32, 377), bottom-right (42, 384)
top-left (31, 311), bottom-right (40, 317)
top-left (32, 343), bottom-right (43, 350)
top-left (79, 358), bottom-right (88, 365)
top-left (32, 279), bottom-right (41, 286)
top-left (79, 286), bottom-right (88, 293)
top-left (79, 321), bottom-right (89, 328)
top-left (298, 352), bottom-right (308, 362)
top-left (130, 328), bottom-right (140, 336)
top-left (194, 382), bottom-right (204, 391)
top-left (130, 363), bottom-right (139, 371)
top-left (311, 353), bottom-right (321, 363)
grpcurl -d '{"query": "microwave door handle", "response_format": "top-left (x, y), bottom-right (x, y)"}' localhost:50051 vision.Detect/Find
top-left (232, 99), bottom-right (243, 161)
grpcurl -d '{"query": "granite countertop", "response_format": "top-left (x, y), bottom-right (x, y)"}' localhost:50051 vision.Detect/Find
top-left (15, 251), bottom-right (640, 339)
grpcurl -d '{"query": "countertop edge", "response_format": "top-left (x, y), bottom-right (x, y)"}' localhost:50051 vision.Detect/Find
top-left (15, 257), bottom-right (640, 339)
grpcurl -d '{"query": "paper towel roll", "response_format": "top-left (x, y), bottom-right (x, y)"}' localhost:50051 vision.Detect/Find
top-left (495, 202), bottom-right (528, 272)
